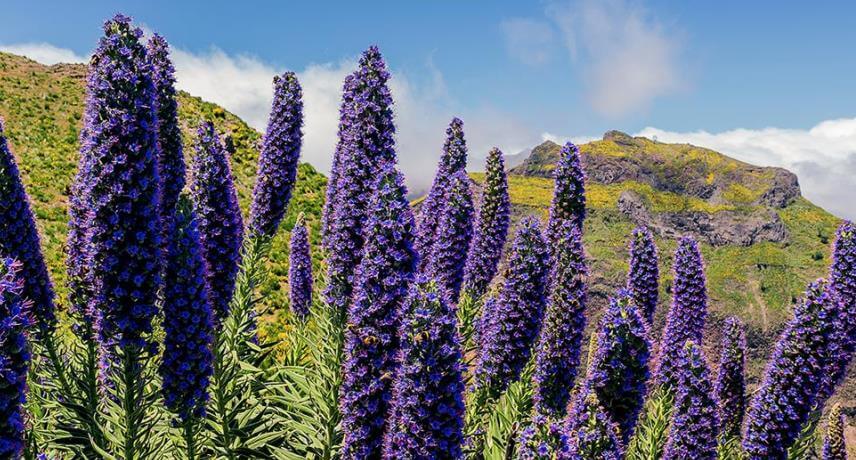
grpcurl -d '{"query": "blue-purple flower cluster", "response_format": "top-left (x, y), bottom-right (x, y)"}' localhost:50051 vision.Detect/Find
top-left (715, 316), bottom-right (747, 439)
top-left (654, 236), bottom-right (708, 388)
top-left (560, 392), bottom-right (623, 460)
top-left (546, 142), bottom-right (586, 243)
top-left (190, 122), bottom-right (244, 323)
top-left (323, 47), bottom-right (397, 314)
top-left (159, 203), bottom-right (215, 422)
top-left (383, 278), bottom-right (465, 458)
top-left (626, 226), bottom-right (659, 324)
top-left (0, 118), bottom-right (55, 334)
top-left (249, 72), bottom-right (304, 238)
top-left (425, 170), bottom-right (473, 303)
top-left (462, 147), bottom-right (510, 300)
top-left (663, 341), bottom-right (719, 460)
top-left (288, 215), bottom-right (313, 319)
top-left (340, 163), bottom-right (417, 459)
top-left (743, 279), bottom-right (843, 458)
top-left (0, 258), bottom-right (31, 458)
top-left (532, 220), bottom-right (588, 419)
top-left (580, 289), bottom-right (650, 442)
top-left (475, 216), bottom-right (550, 396)
top-left (416, 117), bottom-right (468, 267)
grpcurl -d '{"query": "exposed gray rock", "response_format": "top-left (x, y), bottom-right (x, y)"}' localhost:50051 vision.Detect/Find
top-left (758, 168), bottom-right (800, 208)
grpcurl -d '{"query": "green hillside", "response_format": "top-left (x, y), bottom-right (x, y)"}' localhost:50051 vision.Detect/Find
top-left (0, 51), bottom-right (326, 340)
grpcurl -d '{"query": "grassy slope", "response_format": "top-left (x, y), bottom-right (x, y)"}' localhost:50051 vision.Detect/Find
top-left (0, 52), bottom-right (326, 340)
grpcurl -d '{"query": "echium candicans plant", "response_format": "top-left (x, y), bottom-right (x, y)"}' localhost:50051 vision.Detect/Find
top-left (743, 279), bottom-right (843, 459)
top-left (715, 316), bottom-right (747, 439)
top-left (822, 404), bottom-right (847, 460)
top-left (190, 122), bottom-right (244, 323)
top-left (159, 200), bottom-right (215, 456)
top-left (662, 341), bottom-right (720, 460)
top-left (546, 141), bottom-right (586, 243)
top-left (416, 117), bottom-right (468, 267)
top-left (426, 170), bottom-right (474, 303)
top-left (462, 147), bottom-right (510, 300)
top-left (249, 71), bottom-right (304, 238)
top-left (147, 34), bottom-right (185, 226)
top-left (383, 278), bottom-right (466, 459)
top-left (474, 216), bottom-right (550, 396)
top-left (532, 220), bottom-right (588, 419)
top-left (0, 258), bottom-right (32, 459)
top-left (817, 220), bottom-right (856, 404)
top-left (321, 73), bottom-right (356, 248)
top-left (340, 162), bottom-right (417, 459)
top-left (0, 118), bottom-right (55, 335)
top-left (654, 236), bottom-right (708, 388)
top-left (627, 226), bottom-right (659, 324)
top-left (324, 46), bottom-right (396, 314)
top-left (288, 214), bottom-right (313, 319)
top-left (580, 289), bottom-right (650, 443)
top-left (560, 392), bottom-right (624, 460)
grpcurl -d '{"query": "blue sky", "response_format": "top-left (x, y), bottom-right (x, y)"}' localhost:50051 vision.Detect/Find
top-left (2, 0), bottom-right (856, 217)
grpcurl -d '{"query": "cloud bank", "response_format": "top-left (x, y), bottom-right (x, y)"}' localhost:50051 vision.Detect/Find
top-left (0, 42), bottom-right (87, 65)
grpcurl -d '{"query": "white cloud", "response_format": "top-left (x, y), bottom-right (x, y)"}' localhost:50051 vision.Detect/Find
top-left (545, 0), bottom-right (683, 117)
top-left (500, 18), bottom-right (556, 66)
top-left (637, 119), bottom-right (856, 219)
top-left (0, 43), bottom-right (87, 65)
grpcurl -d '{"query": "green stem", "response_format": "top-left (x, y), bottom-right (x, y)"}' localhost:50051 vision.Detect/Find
top-left (121, 345), bottom-right (141, 460)
top-left (212, 337), bottom-right (236, 460)
top-left (183, 418), bottom-right (197, 460)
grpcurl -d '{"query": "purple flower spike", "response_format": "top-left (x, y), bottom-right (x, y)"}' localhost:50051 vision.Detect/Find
top-left (462, 147), bottom-right (510, 300)
top-left (323, 47), bottom-right (397, 314)
top-left (159, 202), bottom-right (215, 422)
top-left (546, 142), bottom-right (586, 243)
top-left (715, 316), bottom-right (747, 439)
top-left (249, 72), bottom-right (304, 238)
top-left (0, 258), bottom-right (32, 458)
top-left (0, 119), bottom-right (55, 334)
top-left (416, 117), bottom-right (468, 267)
top-left (822, 404), bottom-right (847, 460)
top-left (654, 236), bottom-right (708, 388)
top-left (560, 391), bottom-right (623, 460)
top-left (190, 122), bottom-right (244, 324)
top-left (383, 278), bottom-right (465, 459)
top-left (663, 341), bottom-right (720, 460)
top-left (340, 162), bottom-right (417, 460)
top-left (83, 14), bottom-right (161, 352)
top-left (533, 220), bottom-right (588, 419)
top-left (627, 226), bottom-right (659, 324)
top-left (426, 170), bottom-right (474, 304)
top-left (580, 289), bottom-right (650, 443)
top-left (288, 214), bottom-right (313, 319)
top-left (744, 279), bottom-right (843, 459)
top-left (475, 216), bottom-right (550, 396)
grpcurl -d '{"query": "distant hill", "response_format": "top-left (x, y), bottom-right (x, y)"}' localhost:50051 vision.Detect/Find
top-left (0, 51), bottom-right (326, 339)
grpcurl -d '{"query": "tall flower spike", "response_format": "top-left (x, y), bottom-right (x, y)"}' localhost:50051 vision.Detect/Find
top-left (663, 341), bottom-right (720, 460)
top-left (0, 118), bottom-right (55, 334)
top-left (462, 147), bottom-right (510, 300)
top-left (743, 279), bottom-right (843, 459)
top-left (416, 117), bottom-right (468, 267)
top-left (822, 404), bottom-right (847, 460)
top-left (627, 226), bottom-right (659, 324)
top-left (580, 289), bottom-right (650, 443)
top-left (715, 316), bottom-right (747, 439)
top-left (147, 34), bottom-right (185, 222)
top-left (560, 391), bottom-right (624, 460)
top-left (533, 220), bottom-right (588, 419)
top-left (475, 216), bottom-right (550, 396)
top-left (383, 279), bottom-right (465, 458)
top-left (426, 170), bottom-right (474, 304)
top-left (190, 122), bottom-right (244, 323)
top-left (249, 72), bottom-right (304, 238)
top-left (340, 162), bottom-right (418, 459)
top-left (654, 236), bottom-right (708, 388)
top-left (288, 214), bottom-right (313, 319)
top-left (818, 220), bottom-right (856, 404)
top-left (546, 142), bottom-right (586, 243)
top-left (322, 73), bottom-right (356, 249)
top-left (84, 15), bottom-right (161, 352)
top-left (323, 46), bottom-right (397, 313)
top-left (0, 258), bottom-right (32, 458)
top-left (159, 200), bottom-right (215, 422)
